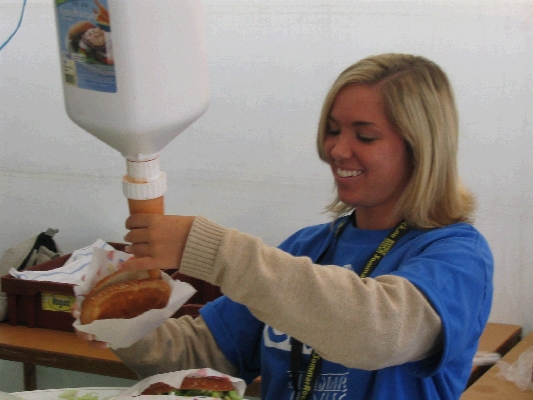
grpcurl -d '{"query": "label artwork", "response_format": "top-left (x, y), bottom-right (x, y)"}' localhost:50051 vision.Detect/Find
top-left (55, 0), bottom-right (117, 92)
top-left (41, 292), bottom-right (76, 313)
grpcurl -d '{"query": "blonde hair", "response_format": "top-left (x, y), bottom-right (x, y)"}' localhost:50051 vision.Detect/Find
top-left (317, 54), bottom-right (475, 229)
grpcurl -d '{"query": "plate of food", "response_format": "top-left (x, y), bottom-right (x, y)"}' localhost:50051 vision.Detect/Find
top-left (11, 387), bottom-right (126, 400)
top-left (114, 368), bottom-right (246, 399)
top-left (0, 392), bottom-right (25, 400)
top-left (11, 369), bottom-right (248, 400)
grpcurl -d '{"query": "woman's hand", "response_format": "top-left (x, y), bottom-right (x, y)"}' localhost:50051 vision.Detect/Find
top-left (72, 302), bottom-right (109, 348)
top-left (121, 214), bottom-right (195, 271)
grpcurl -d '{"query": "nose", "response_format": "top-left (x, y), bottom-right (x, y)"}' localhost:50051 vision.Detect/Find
top-left (328, 130), bottom-right (353, 161)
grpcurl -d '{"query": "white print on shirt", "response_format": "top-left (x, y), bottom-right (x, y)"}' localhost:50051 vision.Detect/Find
top-left (264, 325), bottom-right (350, 399)
top-left (263, 325), bottom-right (312, 353)
top-left (288, 371), bottom-right (349, 400)
top-left (342, 263), bottom-right (354, 272)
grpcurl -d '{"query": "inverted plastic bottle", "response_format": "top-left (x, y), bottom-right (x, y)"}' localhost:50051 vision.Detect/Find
top-left (53, 0), bottom-right (209, 207)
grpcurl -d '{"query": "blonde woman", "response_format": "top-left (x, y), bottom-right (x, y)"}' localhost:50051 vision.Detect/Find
top-left (103, 54), bottom-right (492, 400)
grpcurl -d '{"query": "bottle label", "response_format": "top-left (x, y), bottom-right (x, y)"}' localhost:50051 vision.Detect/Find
top-left (41, 292), bottom-right (75, 313)
top-left (55, 0), bottom-right (117, 93)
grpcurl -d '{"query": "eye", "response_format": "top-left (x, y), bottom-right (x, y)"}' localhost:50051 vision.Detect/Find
top-left (357, 133), bottom-right (375, 143)
top-left (326, 117), bottom-right (340, 136)
top-left (326, 127), bottom-right (341, 136)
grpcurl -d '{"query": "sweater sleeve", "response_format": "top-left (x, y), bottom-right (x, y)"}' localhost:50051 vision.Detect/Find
top-left (113, 315), bottom-right (239, 379)
top-left (180, 216), bottom-right (443, 370)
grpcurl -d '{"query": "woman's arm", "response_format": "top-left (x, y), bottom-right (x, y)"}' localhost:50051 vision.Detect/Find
top-left (113, 315), bottom-right (239, 379)
top-left (180, 216), bottom-right (443, 370)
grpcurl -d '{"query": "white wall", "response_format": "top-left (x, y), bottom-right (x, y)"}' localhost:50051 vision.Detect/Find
top-left (1, 0), bottom-right (532, 392)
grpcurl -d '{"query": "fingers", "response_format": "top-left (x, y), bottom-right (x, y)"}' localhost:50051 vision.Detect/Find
top-left (75, 328), bottom-right (95, 341)
top-left (119, 256), bottom-right (161, 271)
top-left (124, 214), bottom-right (159, 246)
top-left (124, 229), bottom-right (150, 247)
top-left (74, 313), bottom-right (110, 349)
top-left (125, 213), bottom-right (154, 229)
top-left (122, 214), bottom-right (194, 271)
top-left (75, 329), bottom-right (109, 348)
top-left (72, 302), bottom-right (81, 319)
top-left (89, 340), bottom-right (109, 349)
top-left (124, 242), bottom-right (152, 257)
top-left (88, 340), bottom-right (110, 349)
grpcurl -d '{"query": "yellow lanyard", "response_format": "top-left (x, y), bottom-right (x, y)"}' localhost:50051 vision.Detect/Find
top-left (290, 218), bottom-right (409, 400)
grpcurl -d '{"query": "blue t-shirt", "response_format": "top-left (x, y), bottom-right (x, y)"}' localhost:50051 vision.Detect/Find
top-left (200, 218), bottom-right (493, 400)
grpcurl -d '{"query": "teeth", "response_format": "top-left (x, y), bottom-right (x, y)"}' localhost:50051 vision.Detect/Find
top-left (338, 169), bottom-right (359, 178)
top-left (337, 168), bottom-right (362, 178)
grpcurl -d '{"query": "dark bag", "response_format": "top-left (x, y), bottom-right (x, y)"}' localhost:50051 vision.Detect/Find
top-left (0, 228), bottom-right (62, 320)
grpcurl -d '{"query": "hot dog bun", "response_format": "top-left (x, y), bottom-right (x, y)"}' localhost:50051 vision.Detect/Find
top-left (79, 269), bottom-right (171, 325)
top-left (141, 382), bottom-right (179, 395)
top-left (180, 376), bottom-right (235, 392)
top-left (91, 269), bottom-right (160, 293)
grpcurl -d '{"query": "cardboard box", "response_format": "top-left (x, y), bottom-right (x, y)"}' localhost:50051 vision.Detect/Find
top-left (1, 243), bottom-right (222, 332)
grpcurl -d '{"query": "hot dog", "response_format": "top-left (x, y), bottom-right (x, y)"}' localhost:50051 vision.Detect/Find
top-left (79, 269), bottom-right (171, 324)
top-left (141, 376), bottom-right (242, 399)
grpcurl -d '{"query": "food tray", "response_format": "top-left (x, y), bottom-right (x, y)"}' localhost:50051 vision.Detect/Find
top-left (11, 387), bottom-right (126, 400)
top-left (1, 243), bottom-right (222, 332)
top-left (11, 387), bottom-right (251, 400)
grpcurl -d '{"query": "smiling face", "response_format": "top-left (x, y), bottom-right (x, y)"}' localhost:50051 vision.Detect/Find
top-left (323, 84), bottom-right (412, 229)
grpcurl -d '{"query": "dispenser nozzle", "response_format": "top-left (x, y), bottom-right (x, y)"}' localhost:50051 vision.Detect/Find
top-left (122, 157), bottom-right (167, 215)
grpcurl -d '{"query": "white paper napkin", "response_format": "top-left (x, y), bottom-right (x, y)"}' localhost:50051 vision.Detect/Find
top-left (8, 240), bottom-right (114, 284)
top-left (73, 247), bottom-right (196, 349)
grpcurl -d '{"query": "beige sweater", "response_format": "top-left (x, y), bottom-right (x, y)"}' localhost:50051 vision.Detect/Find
top-left (114, 216), bottom-right (442, 379)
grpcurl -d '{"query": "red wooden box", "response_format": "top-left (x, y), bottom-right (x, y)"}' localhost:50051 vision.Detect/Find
top-left (0, 243), bottom-right (222, 332)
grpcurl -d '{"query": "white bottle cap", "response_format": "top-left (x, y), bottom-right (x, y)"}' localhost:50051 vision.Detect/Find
top-left (124, 157), bottom-right (161, 183)
top-left (122, 158), bottom-right (167, 200)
